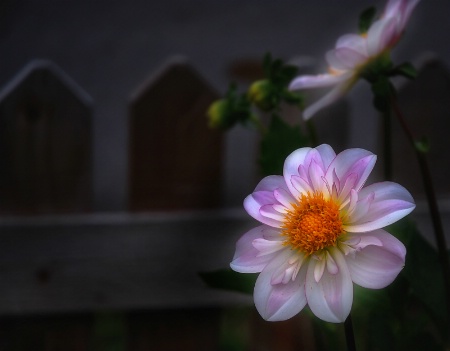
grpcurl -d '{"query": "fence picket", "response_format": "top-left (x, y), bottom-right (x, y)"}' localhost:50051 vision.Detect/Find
top-left (0, 60), bottom-right (93, 214)
top-left (128, 57), bottom-right (223, 211)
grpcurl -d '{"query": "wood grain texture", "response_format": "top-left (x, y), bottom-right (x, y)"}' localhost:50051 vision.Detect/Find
top-left (0, 210), bottom-right (254, 315)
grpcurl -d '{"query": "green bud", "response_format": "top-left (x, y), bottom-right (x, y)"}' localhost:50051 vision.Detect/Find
top-left (207, 99), bottom-right (232, 129)
top-left (248, 79), bottom-right (276, 111)
top-left (359, 6), bottom-right (377, 34)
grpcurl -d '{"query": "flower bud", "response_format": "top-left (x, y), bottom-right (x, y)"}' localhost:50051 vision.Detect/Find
top-left (248, 79), bottom-right (276, 111)
top-left (207, 99), bottom-right (232, 129)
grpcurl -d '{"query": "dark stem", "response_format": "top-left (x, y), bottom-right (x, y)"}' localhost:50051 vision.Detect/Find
top-left (391, 96), bottom-right (450, 340)
top-left (382, 108), bottom-right (392, 181)
top-left (306, 119), bottom-right (319, 147)
top-left (344, 314), bottom-right (357, 351)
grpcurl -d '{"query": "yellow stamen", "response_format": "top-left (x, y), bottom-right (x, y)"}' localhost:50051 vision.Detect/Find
top-left (282, 192), bottom-right (344, 255)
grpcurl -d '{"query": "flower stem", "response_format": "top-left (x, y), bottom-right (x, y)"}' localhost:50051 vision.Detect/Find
top-left (382, 109), bottom-right (392, 181)
top-left (344, 314), bottom-right (357, 351)
top-left (306, 119), bottom-right (319, 147)
top-left (249, 114), bottom-right (268, 135)
top-left (391, 96), bottom-right (450, 340)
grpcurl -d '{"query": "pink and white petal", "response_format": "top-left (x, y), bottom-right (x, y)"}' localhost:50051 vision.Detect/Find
top-left (309, 160), bottom-right (327, 193)
top-left (337, 173), bottom-right (358, 204)
top-left (358, 181), bottom-right (415, 204)
top-left (345, 229), bottom-right (406, 289)
top-left (260, 204), bottom-right (286, 222)
top-left (262, 226), bottom-right (285, 241)
top-left (306, 248), bottom-right (353, 323)
top-left (270, 250), bottom-right (306, 285)
top-left (345, 182), bottom-right (415, 232)
top-left (274, 188), bottom-right (296, 210)
top-left (332, 47), bottom-right (368, 69)
top-left (253, 238), bottom-right (285, 257)
top-left (283, 147), bottom-right (312, 196)
top-left (290, 175), bottom-right (314, 196)
top-left (398, 0), bottom-right (420, 30)
top-left (303, 148), bottom-right (325, 172)
top-left (244, 194), bottom-right (280, 227)
top-left (303, 81), bottom-right (352, 120)
top-left (325, 149), bottom-right (376, 192)
top-left (383, 0), bottom-right (404, 18)
top-left (244, 175), bottom-right (289, 226)
top-left (254, 175), bottom-right (288, 193)
top-left (345, 191), bottom-right (374, 223)
top-left (325, 49), bottom-right (351, 71)
top-left (346, 198), bottom-right (415, 232)
top-left (231, 225), bottom-right (280, 273)
top-left (254, 250), bottom-right (308, 321)
top-left (367, 17), bottom-right (398, 55)
top-left (315, 144), bottom-right (337, 170)
top-left (289, 73), bottom-right (348, 90)
top-left (336, 34), bottom-right (368, 56)
top-left (384, 0), bottom-right (419, 27)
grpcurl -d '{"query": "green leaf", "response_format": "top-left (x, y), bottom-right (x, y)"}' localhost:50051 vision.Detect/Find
top-left (391, 62), bottom-right (418, 80)
top-left (358, 6), bottom-right (377, 34)
top-left (199, 269), bottom-right (257, 295)
top-left (259, 115), bottom-right (310, 176)
top-left (390, 219), bottom-right (447, 325)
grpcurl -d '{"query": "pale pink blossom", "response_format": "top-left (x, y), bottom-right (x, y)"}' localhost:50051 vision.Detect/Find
top-left (289, 0), bottom-right (420, 120)
top-left (231, 144), bottom-right (414, 323)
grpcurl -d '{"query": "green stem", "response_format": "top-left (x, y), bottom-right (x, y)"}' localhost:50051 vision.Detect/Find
top-left (391, 96), bottom-right (450, 342)
top-left (306, 119), bottom-right (319, 147)
top-left (344, 314), bottom-right (357, 351)
top-left (249, 114), bottom-right (268, 135)
top-left (382, 108), bottom-right (392, 181)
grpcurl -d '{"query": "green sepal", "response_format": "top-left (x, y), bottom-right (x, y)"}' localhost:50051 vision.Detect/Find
top-left (358, 6), bottom-right (377, 34)
top-left (207, 83), bottom-right (253, 130)
top-left (391, 62), bottom-right (418, 80)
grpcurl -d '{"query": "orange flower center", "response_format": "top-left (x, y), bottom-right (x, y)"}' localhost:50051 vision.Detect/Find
top-left (281, 192), bottom-right (344, 255)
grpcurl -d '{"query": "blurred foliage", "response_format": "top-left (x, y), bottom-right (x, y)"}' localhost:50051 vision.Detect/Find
top-left (206, 52), bottom-right (310, 176)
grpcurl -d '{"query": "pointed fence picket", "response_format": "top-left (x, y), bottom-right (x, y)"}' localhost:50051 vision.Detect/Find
top-left (128, 57), bottom-right (223, 211)
top-left (0, 60), bottom-right (93, 215)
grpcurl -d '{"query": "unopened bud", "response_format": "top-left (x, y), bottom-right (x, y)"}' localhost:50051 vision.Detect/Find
top-left (248, 79), bottom-right (276, 111)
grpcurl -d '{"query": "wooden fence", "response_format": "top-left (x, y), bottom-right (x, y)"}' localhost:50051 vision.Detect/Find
top-left (0, 58), bottom-right (318, 350)
top-left (0, 54), bottom-right (449, 350)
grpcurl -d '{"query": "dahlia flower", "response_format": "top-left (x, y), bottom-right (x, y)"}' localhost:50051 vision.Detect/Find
top-left (230, 144), bottom-right (414, 323)
top-left (289, 0), bottom-right (420, 120)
